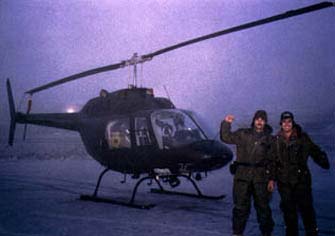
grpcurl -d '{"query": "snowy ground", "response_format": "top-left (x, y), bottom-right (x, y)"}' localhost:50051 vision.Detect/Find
top-left (0, 126), bottom-right (334, 236)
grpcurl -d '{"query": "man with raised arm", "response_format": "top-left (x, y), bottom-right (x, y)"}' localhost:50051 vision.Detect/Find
top-left (220, 110), bottom-right (275, 236)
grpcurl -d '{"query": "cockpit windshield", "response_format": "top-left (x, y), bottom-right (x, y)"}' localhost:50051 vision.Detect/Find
top-left (151, 109), bottom-right (206, 149)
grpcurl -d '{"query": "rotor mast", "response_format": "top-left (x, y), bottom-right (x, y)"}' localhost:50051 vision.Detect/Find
top-left (124, 53), bottom-right (151, 88)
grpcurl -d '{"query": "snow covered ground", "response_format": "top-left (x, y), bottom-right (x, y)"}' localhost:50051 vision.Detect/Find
top-left (0, 125), bottom-right (334, 236)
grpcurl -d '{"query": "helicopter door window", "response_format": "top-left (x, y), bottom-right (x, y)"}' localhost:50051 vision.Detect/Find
top-left (135, 117), bottom-right (152, 146)
top-left (106, 118), bottom-right (131, 149)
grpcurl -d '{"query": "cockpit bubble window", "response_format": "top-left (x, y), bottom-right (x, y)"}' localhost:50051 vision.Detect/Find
top-left (135, 117), bottom-right (152, 146)
top-left (106, 118), bottom-right (131, 149)
top-left (151, 109), bottom-right (206, 149)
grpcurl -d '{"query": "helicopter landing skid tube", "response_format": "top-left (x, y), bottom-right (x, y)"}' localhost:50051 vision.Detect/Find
top-left (150, 174), bottom-right (225, 200)
top-left (79, 168), bottom-right (156, 209)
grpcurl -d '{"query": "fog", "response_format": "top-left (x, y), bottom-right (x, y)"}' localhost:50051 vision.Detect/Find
top-left (0, 2), bottom-right (334, 235)
top-left (0, 0), bottom-right (334, 135)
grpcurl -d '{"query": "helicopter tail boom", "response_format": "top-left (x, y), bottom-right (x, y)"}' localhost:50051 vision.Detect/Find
top-left (15, 112), bottom-right (81, 132)
top-left (6, 79), bottom-right (16, 146)
top-left (6, 79), bottom-right (80, 146)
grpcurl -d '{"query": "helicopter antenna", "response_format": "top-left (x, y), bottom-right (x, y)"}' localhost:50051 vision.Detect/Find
top-left (213, 131), bottom-right (220, 141)
top-left (24, 2), bottom-right (333, 95)
top-left (163, 85), bottom-right (171, 100)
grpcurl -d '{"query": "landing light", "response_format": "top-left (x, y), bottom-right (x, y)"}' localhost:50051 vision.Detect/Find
top-left (66, 107), bottom-right (75, 113)
top-left (65, 104), bottom-right (81, 113)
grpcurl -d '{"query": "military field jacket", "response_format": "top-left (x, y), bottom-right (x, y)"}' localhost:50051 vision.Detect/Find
top-left (220, 121), bottom-right (275, 183)
top-left (274, 125), bottom-right (329, 185)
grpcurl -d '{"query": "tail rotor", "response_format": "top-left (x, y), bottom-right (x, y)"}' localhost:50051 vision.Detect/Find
top-left (6, 79), bottom-right (17, 146)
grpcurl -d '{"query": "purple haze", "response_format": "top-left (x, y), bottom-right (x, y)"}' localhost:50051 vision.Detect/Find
top-left (0, 0), bottom-right (334, 134)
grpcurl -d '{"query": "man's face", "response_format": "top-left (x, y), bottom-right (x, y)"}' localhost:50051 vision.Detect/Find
top-left (281, 118), bottom-right (293, 133)
top-left (254, 117), bottom-right (265, 132)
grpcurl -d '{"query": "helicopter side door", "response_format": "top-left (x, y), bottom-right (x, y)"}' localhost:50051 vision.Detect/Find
top-left (134, 117), bottom-right (153, 147)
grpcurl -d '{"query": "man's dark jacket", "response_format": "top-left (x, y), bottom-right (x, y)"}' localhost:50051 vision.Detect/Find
top-left (220, 121), bottom-right (275, 182)
top-left (274, 125), bottom-right (329, 185)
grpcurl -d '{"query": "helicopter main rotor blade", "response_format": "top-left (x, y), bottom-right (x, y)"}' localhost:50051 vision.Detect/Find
top-left (142, 1), bottom-right (334, 59)
top-left (25, 1), bottom-right (333, 95)
top-left (25, 62), bottom-right (125, 94)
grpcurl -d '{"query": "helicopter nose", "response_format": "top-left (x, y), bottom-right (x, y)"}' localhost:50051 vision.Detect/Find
top-left (190, 140), bottom-right (233, 171)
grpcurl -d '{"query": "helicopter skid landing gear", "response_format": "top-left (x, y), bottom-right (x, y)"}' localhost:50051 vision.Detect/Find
top-left (80, 168), bottom-right (156, 209)
top-left (150, 174), bottom-right (225, 200)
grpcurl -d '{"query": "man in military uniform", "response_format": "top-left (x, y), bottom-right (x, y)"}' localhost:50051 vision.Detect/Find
top-left (274, 111), bottom-right (330, 236)
top-left (220, 110), bottom-right (275, 236)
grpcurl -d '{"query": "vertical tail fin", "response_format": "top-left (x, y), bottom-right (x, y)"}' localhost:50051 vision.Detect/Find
top-left (6, 79), bottom-right (16, 146)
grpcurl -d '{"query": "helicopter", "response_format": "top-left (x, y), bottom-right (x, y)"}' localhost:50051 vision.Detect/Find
top-left (6, 2), bottom-right (334, 209)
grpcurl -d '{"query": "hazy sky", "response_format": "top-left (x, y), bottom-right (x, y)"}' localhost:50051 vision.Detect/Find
top-left (0, 0), bottom-right (334, 133)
